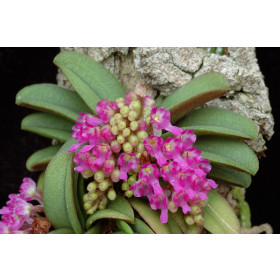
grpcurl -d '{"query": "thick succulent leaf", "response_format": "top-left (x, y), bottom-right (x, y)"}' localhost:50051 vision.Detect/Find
top-left (21, 112), bottom-right (73, 142)
top-left (54, 52), bottom-right (126, 113)
top-left (176, 107), bottom-right (258, 139)
top-left (116, 220), bottom-right (134, 234)
top-left (86, 196), bottom-right (134, 229)
top-left (77, 175), bottom-right (87, 220)
top-left (204, 190), bottom-right (240, 234)
top-left (43, 151), bottom-right (72, 229)
top-left (36, 171), bottom-right (45, 191)
top-left (129, 198), bottom-right (172, 234)
top-left (130, 218), bottom-right (154, 234)
top-left (195, 135), bottom-right (259, 175)
top-left (48, 228), bottom-right (74, 234)
top-left (160, 73), bottom-right (230, 123)
top-left (26, 145), bottom-right (62, 171)
top-left (84, 222), bottom-right (102, 234)
top-left (64, 153), bottom-right (83, 234)
top-left (16, 83), bottom-right (91, 121)
top-left (73, 172), bottom-right (86, 230)
top-left (86, 209), bottom-right (133, 230)
top-left (59, 138), bottom-right (78, 153)
top-left (208, 164), bottom-right (252, 188)
top-left (167, 213), bottom-right (183, 234)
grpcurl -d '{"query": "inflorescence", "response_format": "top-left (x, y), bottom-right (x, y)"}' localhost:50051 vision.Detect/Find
top-left (69, 92), bottom-right (217, 224)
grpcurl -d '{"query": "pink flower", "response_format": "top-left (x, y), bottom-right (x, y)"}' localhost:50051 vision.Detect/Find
top-left (150, 107), bottom-right (183, 136)
top-left (143, 136), bottom-right (167, 166)
top-left (100, 125), bottom-right (115, 142)
top-left (96, 100), bottom-right (118, 123)
top-left (143, 96), bottom-right (155, 109)
top-left (125, 92), bottom-right (137, 105)
top-left (139, 163), bottom-right (163, 195)
top-left (118, 153), bottom-right (140, 181)
top-left (130, 181), bottom-right (154, 199)
top-left (160, 162), bottom-right (182, 192)
top-left (92, 144), bottom-right (112, 166)
top-left (179, 129), bottom-right (196, 149)
top-left (19, 178), bottom-right (41, 202)
top-left (149, 193), bottom-right (169, 223)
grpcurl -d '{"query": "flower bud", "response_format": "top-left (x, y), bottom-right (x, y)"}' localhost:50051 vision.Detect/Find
top-left (107, 189), bottom-right (117, 201)
top-left (128, 134), bottom-right (138, 147)
top-left (99, 180), bottom-right (110, 191)
top-left (145, 117), bottom-right (151, 125)
top-left (110, 117), bottom-right (116, 126)
top-left (130, 120), bottom-right (139, 131)
top-left (190, 205), bottom-right (201, 215)
top-left (198, 199), bottom-right (207, 207)
top-left (194, 214), bottom-right (204, 226)
top-left (94, 170), bottom-right (105, 183)
top-left (138, 120), bottom-right (148, 131)
top-left (116, 97), bottom-right (125, 108)
top-left (114, 113), bottom-right (123, 122)
top-left (81, 169), bottom-right (94, 179)
top-left (111, 140), bottom-right (121, 153)
top-left (128, 174), bottom-right (137, 185)
top-left (122, 128), bottom-right (131, 137)
top-left (87, 182), bottom-right (97, 192)
top-left (125, 190), bottom-right (134, 198)
top-left (87, 201), bottom-right (99, 215)
top-left (84, 201), bottom-right (93, 211)
top-left (136, 142), bottom-right (145, 153)
top-left (122, 182), bottom-right (129, 191)
top-left (103, 159), bottom-right (115, 175)
top-left (133, 163), bottom-right (141, 173)
top-left (123, 142), bottom-right (133, 153)
top-left (185, 216), bottom-right (195, 226)
top-left (98, 196), bottom-right (108, 210)
top-left (128, 110), bottom-right (138, 121)
top-left (129, 100), bottom-right (141, 112)
top-left (118, 120), bottom-right (127, 131)
top-left (143, 108), bottom-right (151, 117)
top-left (117, 135), bottom-right (125, 144)
top-left (168, 201), bottom-right (178, 213)
top-left (88, 192), bottom-right (99, 201)
top-left (111, 168), bottom-right (120, 182)
top-left (120, 105), bottom-right (129, 118)
top-left (137, 131), bottom-right (149, 141)
top-left (111, 125), bottom-right (119, 135)
top-left (83, 194), bottom-right (89, 203)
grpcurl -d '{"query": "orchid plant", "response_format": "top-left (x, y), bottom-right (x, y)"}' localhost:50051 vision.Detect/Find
top-left (0, 51), bottom-right (259, 234)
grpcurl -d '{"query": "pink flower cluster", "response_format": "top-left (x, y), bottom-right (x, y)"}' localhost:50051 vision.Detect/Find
top-left (68, 92), bottom-right (217, 223)
top-left (130, 107), bottom-right (217, 223)
top-left (0, 178), bottom-right (44, 234)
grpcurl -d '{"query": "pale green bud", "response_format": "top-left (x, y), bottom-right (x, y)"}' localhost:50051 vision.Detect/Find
top-left (94, 170), bottom-right (105, 183)
top-left (88, 192), bottom-right (99, 201)
top-left (116, 97), bottom-right (125, 108)
top-left (83, 194), bottom-right (89, 203)
top-left (114, 113), bottom-right (123, 122)
top-left (122, 182), bottom-right (129, 191)
top-left (130, 120), bottom-right (139, 131)
top-left (125, 190), bottom-right (134, 198)
top-left (107, 189), bottom-right (117, 201)
top-left (87, 182), bottom-right (97, 192)
top-left (98, 180), bottom-right (110, 191)
top-left (122, 128), bottom-right (131, 137)
top-left (190, 205), bottom-right (201, 215)
top-left (120, 105), bottom-right (129, 118)
top-left (137, 131), bottom-right (149, 141)
top-left (123, 142), bottom-right (133, 153)
top-left (136, 142), bottom-right (145, 153)
top-left (168, 201), bottom-right (178, 213)
top-left (118, 120), bottom-right (127, 131)
top-left (129, 100), bottom-right (141, 112)
top-left (128, 134), bottom-right (138, 147)
top-left (128, 110), bottom-right (138, 121)
top-left (185, 216), bottom-right (195, 226)
top-left (111, 125), bottom-right (119, 135)
top-left (98, 196), bottom-right (108, 210)
top-left (194, 214), bottom-right (204, 226)
top-left (128, 174), bottom-right (137, 185)
top-left (117, 134), bottom-right (125, 144)
top-left (84, 201), bottom-right (93, 211)
top-left (110, 117), bottom-right (116, 126)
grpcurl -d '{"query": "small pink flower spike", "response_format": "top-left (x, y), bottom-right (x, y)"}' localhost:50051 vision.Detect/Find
top-left (19, 178), bottom-right (42, 202)
top-left (160, 162), bottom-right (182, 192)
top-left (150, 107), bottom-right (183, 136)
top-left (171, 190), bottom-right (191, 214)
top-left (0, 222), bottom-right (10, 234)
top-left (129, 181), bottom-right (154, 199)
top-left (100, 125), bottom-right (115, 142)
top-left (118, 153), bottom-right (140, 181)
top-left (143, 136), bottom-right (167, 166)
top-left (180, 129), bottom-right (196, 149)
top-left (92, 144), bottom-right (112, 166)
top-left (139, 163), bottom-right (163, 195)
top-left (163, 137), bottom-right (188, 170)
top-left (149, 193), bottom-right (169, 223)
top-left (96, 100), bottom-right (118, 123)
top-left (125, 92), bottom-right (138, 105)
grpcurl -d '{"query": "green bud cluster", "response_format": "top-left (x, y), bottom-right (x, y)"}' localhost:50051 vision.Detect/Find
top-left (83, 179), bottom-right (118, 215)
top-left (184, 202), bottom-right (206, 227)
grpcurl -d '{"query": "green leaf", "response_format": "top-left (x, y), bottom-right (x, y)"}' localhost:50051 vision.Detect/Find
top-left (48, 228), bottom-right (74, 234)
top-left (107, 195), bottom-right (134, 221)
top-left (116, 220), bottom-right (134, 234)
top-left (64, 153), bottom-right (83, 234)
top-left (59, 138), bottom-right (78, 152)
top-left (26, 145), bottom-right (63, 171)
top-left (204, 190), bottom-right (240, 234)
top-left (54, 51), bottom-right (126, 113)
top-left (21, 112), bottom-right (73, 142)
top-left (167, 213), bottom-right (183, 234)
top-left (84, 222), bottom-right (102, 234)
top-left (208, 164), bottom-right (252, 188)
top-left (77, 175), bottom-right (87, 220)
top-left (16, 84), bottom-right (91, 121)
top-left (176, 107), bottom-right (258, 139)
top-left (86, 209), bottom-right (133, 230)
top-left (130, 218), bottom-right (154, 234)
top-left (43, 151), bottom-right (72, 229)
top-left (160, 73), bottom-right (230, 123)
top-left (195, 135), bottom-right (259, 175)
top-left (129, 198), bottom-right (172, 234)
top-left (37, 171), bottom-right (45, 191)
